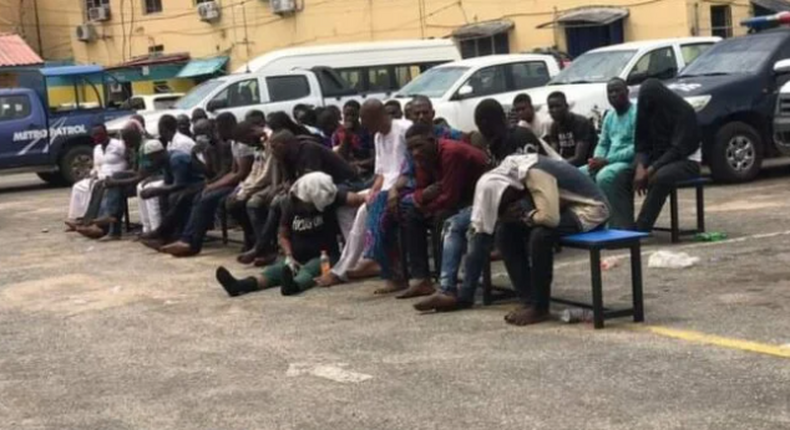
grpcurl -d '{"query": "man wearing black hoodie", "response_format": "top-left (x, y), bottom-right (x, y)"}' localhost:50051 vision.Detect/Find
top-left (633, 79), bottom-right (701, 232)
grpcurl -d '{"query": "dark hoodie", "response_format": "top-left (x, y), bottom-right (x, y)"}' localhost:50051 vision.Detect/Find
top-left (635, 79), bottom-right (701, 171)
top-left (282, 136), bottom-right (357, 184)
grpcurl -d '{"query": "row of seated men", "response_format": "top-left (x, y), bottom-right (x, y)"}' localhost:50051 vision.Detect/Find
top-left (65, 78), bottom-right (700, 326)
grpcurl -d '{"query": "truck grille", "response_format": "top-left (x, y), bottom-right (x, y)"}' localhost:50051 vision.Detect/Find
top-left (779, 97), bottom-right (790, 116)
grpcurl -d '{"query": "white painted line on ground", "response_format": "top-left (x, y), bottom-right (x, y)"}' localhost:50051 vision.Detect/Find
top-left (286, 363), bottom-right (372, 384)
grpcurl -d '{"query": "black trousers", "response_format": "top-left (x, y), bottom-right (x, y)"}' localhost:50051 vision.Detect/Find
top-left (636, 160), bottom-right (700, 232)
top-left (156, 184), bottom-right (204, 241)
top-left (498, 210), bottom-right (582, 312)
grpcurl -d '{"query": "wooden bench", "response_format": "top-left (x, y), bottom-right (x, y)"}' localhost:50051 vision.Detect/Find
top-left (653, 177), bottom-right (711, 243)
top-left (482, 229), bottom-right (649, 329)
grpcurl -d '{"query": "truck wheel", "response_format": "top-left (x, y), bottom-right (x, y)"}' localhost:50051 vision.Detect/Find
top-left (59, 145), bottom-right (94, 185)
top-left (36, 172), bottom-right (68, 186)
top-left (709, 122), bottom-right (763, 183)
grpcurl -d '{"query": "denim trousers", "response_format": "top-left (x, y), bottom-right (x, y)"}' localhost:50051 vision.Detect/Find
top-left (181, 185), bottom-right (236, 252)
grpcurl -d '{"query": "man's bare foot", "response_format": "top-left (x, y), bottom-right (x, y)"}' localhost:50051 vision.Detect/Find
top-left (414, 292), bottom-right (472, 312)
top-left (160, 241), bottom-right (198, 258)
top-left (347, 259), bottom-right (381, 279)
top-left (76, 225), bottom-right (105, 239)
top-left (504, 305), bottom-right (550, 326)
top-left (314, 272), bottom-right (342, 288)
top-left (374, 280), bottom-right (407, 295)
top-left (396, 279), bottom-right (436, 299)
top-left (98, 234), bottom-right (121, 242)
top-left (64, 220), bottom-right (79, 232)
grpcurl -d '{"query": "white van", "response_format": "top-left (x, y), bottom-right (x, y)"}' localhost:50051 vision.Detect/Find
top-left (237, 39), bottom-right (461, 98)
top-left (395, 54), bottom-right (561, 132)
top-left (106, 67), bottom-right (358, 136)
top-left (523, 37), bottom-right (720, 128)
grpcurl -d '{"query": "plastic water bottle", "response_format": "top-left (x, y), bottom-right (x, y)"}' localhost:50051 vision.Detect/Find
top-left (560, 308), bottom-right (595, 324)
top-left (320, 250), bottom-right (331, 276)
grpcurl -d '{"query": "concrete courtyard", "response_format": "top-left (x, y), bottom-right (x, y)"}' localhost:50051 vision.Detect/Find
top-left (2, 170), bottom-right (790, 429)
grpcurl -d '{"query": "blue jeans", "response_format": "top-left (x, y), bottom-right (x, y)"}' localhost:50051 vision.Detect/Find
top-left (100, 171), bottom-right (137, 236)
top-left (455, 231), bottom-right (496, 304)
top-left (181, 185), bottom-right (235, 252)
top-left (439, 207), bottom-right (472, 294)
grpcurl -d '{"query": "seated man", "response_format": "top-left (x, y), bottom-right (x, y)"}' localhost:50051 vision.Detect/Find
top-left (546, 91), bottom-right (596, 167)
top-left (633, 79), bottom-right (701, 232)
top-left (395, 123), bottom-right (488, 299)
top-left (409, 95), bottom-right (467, 142)
top-left (477, 99), bottom-right (541, 165)
top-left (177, 114), bottom-right (193, 138)
top-left (160, 113), bottom-right (254, 257)
top-left (511, 93), bottom-right (549, 138)
top-left (581, 78), bottom-right (637, 229)
top-left (137, 139), bottom-right (207, 247)
top-left (384, 99), bottom-right (404, 120)
top-left (215, 172), bottom-right (344, 297)
top-left (415, 154), bottom-right (609, 321)
top-left (332, 100), bottom-right (374, 183)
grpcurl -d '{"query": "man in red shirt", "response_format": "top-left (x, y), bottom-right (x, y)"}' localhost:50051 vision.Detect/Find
top-left (396, 123), bottom-right (488, 299)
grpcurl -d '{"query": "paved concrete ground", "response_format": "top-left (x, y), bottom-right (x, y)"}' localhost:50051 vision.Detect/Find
top-left (2, 170), bottom-right (790, 429)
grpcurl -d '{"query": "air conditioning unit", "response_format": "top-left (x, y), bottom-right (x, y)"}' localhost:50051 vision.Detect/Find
top-left (198, 1), bottom-right (221, 22)
top-left (75, 24), bottom-right (96, 42)
top-left (271, 0), bottom-right (296, 14)
top-left (88, 5), bottom-right (110, 22)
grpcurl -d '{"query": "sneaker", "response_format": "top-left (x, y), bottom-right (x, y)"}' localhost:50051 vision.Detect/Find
top-left (280, 265), bottom-right (301, 296)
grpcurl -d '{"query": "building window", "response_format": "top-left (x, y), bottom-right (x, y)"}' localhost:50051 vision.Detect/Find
top-left (148, 44), bottom-right (164, 55)
top-left (195, 0), bottom-right (214, 3)
top-left (144, 0), bottom-right (163, 14)
top-left (711, 5), bottom-right (732, 38)
top-left (85, 0), bottom-right (109, 20)
top-left (459, 32), bottom-right (510, 58)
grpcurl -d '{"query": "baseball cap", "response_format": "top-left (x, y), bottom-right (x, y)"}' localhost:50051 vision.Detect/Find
top-left (143, 139), bottom-right (165, 155)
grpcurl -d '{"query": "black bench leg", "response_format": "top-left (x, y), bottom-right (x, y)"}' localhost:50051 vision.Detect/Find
top-left (670, 188), bottom-right (680, 244)
top-left (220, 208), bottom-right (229, 245)
top-left (696, 184), bottom-right (705, 234)
top-left (590, 248), bottom-right (604, 329)
top-left (124, 198), bottom-right (131, 233)
top-left (482, 259), bottom-right (493, 306)
top-left (630, 243), bottom-right (645, 323)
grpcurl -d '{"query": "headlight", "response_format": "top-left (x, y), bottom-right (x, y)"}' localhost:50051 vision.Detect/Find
top-left (684, 95), bottom-right (712, 112)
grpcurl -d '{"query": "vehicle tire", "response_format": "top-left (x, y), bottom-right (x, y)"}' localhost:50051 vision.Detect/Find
top-left (58, 145), bottom-right (94, 185)
top-left (36, 171), bottom-right (68, 187)
top-left (709, 122), bottom-right (763, 183)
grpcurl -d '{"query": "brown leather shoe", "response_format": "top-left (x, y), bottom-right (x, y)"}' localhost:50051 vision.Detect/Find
top-left (504, 306), bottom-right (550, 326)
top-left (253, 253), bottom-right (278, 267)
top-left (236, 250), bottom-right (257, 265)
top-left (160, 241), bottom-right (197, 258)
top-left (76, 225), bottom-right (105, 239)
top-left (414, 292), bottom-right (472, 312)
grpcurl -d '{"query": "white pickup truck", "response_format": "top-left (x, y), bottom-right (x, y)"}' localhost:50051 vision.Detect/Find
top-left (107, 67), bottom-right (357, 136)
top-left (524, 37), bottom-right (720, 128)
top-left (395, 54), bottom-right (560, 132)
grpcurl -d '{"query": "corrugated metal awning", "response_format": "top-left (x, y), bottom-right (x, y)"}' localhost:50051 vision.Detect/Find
top-left (177, 56), bottom-right (229, 78)
top-left (39, 65), bottom-right (104, 77)
top-left (451, 20), bottom-right (514, 40)
top-left (752, 0), bottom-right (790, 12)
top-left (0, 34), bottom-right (43, 68)
top-left (537, 7), bottom-right (629, 29)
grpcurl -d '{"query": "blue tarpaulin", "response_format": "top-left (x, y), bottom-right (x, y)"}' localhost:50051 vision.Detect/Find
top-left (176, 56), bottom-right (229, 78)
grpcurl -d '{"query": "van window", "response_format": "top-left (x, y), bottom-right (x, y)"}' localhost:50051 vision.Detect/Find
top-left (394, 65), bottom-right (423, 88)
top-left (368, 67), bottom-right (393, 92)
top-left (153, 96), bottom-right (180, 110)
top-left (338, 69), bottom-right (363, 92)
top-left (462, 65), bottom-right (507, 98)
top-left (267, 76), bottom-right (310, 102)
top-left (0, 95), bottom-right (32, 121)
top-left (629, 47), bottom-right (678, 81)
top-left (680, 43), bottom-right (714, 65)
top-left (508, 62), bottom-right (551, 90)
top-left (211, 79), bottom-right (261, 108)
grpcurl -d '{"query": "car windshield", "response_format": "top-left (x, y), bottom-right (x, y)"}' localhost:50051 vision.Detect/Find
top-left (680, 35), bottom-right (785, 77)
top-left (396, 66), bottom-right (470, 98)
top-left (549, 50), bottom-right (637, 84)
top-left (174, 80), bottom-right (224, 109)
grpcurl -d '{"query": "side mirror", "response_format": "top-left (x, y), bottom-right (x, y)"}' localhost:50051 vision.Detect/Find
top-left (774, 59), bottom-right (790, 75)
top-left (456, 84), bottom-right (474, 99)
top-left (206, 99), bottom-right (227, 112)
top-left (626, 71), bottom-right (649, 86)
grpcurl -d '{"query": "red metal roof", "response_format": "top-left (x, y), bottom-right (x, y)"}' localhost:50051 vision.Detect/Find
top-left (110, 52), bottom-right (191, 69)
top-left (0, 33), bottom-right (43, 68)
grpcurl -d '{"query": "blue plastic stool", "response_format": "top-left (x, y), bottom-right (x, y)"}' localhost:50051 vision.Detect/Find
top-left (558, 229), bottom-right (650, 329)
top-left (653, 177), bottom-right (711, 243)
